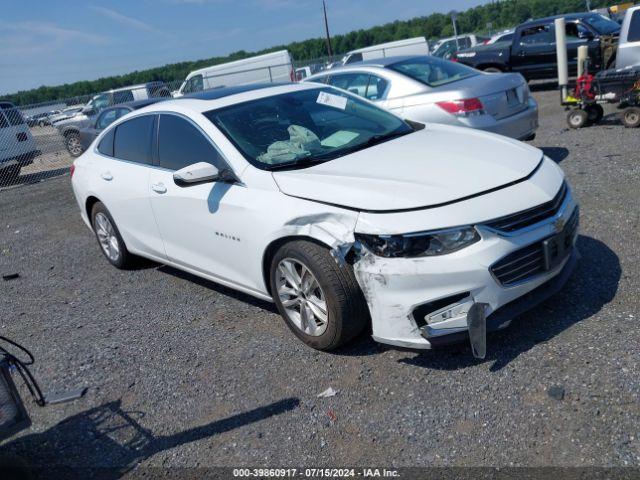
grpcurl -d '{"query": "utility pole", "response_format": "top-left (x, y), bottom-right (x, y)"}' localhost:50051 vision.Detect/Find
top-left (450, 11), bottom-right (459, 50)
top-left (323, 0), bottom-right (333, 58)
top-left (585, 0), bottom-right (591, 11)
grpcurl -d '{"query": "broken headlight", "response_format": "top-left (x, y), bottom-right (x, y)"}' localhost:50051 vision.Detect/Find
top-left (355, 227), bottom-right (480, 258)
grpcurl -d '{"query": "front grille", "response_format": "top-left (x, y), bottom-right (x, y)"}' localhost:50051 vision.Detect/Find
top-left (491, 208), bottom-right (578, 286)
top-left (485, 182), bottom-right (568, 233)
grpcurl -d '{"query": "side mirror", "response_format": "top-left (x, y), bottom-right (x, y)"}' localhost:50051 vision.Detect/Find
top-left (173, 162), bottom-right (222, 186)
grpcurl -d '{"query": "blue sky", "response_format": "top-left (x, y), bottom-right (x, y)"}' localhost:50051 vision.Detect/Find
top-left (0, 0), bottom-right (489, 94)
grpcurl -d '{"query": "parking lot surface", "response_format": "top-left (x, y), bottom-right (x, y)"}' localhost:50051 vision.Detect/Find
top-left (1, 87), bottom-right (639, 471)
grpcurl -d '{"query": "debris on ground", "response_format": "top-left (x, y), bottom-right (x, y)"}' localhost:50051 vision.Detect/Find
top-left (327, 409), bottom-right (337, 422)
top-left (317, 387), bottom-right (338, 398)
top-left (547, 385), bottom-right (566, 401)
top-left (2, 273), bottom-right (19, 281)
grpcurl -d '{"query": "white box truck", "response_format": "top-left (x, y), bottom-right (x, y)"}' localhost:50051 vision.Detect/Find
top-left (173, 50), bottom-right (295, 97)
top-left (338, 37), bottom-right (430, 66)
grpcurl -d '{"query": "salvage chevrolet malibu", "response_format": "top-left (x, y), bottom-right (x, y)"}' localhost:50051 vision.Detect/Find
top-left (71, 83), bottom-right (579, 356)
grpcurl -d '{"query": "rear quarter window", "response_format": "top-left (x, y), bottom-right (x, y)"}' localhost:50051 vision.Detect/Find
top-left (97, 128), bottom-right (115, 156)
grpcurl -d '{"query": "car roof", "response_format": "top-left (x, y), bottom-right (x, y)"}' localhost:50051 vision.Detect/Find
top-left (136, 82), bottom-right (321, 115)
top-left (104, 98), bottom-right (167, 111)
top-left (520, 12), bottom-right (597, 27)
top-left (307, 55), bottom-right (435, 76)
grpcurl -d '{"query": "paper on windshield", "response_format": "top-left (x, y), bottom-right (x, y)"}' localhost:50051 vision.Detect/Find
top-left (320, 130), bottom-right (360, 148)
top-left (317, 91), bottom-right (348, 110)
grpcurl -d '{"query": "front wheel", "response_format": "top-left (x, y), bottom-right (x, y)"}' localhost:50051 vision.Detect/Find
top-left (270, 240), bottom-right (369, 351)
top-left (65, 131), bottom-right (84, 157)
top-left (567, 109), bottom-right (588, 129)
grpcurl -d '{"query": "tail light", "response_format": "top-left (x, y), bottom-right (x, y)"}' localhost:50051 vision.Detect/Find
top-left (450, 56), bottom-right (458, 62)
top-left (436, 98), bottom-right (485, 117)
top-left (70, 163), bottom-right (76, 178)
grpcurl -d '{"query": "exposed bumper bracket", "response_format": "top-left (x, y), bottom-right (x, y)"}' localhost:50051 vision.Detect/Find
top-left (467, 302), bottom-right (488, 359)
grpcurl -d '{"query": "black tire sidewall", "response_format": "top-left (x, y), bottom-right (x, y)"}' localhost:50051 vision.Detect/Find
top-left (91, 202), bottom-right (129, 269)
top-left (269, 242), bottom-right (359, 351)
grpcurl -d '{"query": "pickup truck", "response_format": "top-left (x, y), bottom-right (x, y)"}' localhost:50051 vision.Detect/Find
top-left (454, 12), bottom-right (621, 79)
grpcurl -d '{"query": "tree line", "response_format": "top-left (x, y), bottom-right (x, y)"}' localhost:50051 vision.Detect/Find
top-left (3, 0), bottom-right (612, 106)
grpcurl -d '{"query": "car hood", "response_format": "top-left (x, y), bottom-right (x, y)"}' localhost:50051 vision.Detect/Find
top-left (272, 125), bottom-right (542, 212)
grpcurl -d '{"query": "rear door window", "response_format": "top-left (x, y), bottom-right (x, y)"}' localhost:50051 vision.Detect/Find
top-left (98, 128), bottom-right (115, 156)
top-left (519, 24), bottom-right (554, 45)
top-left (96, 109), bottom-right (118, 130)
top-left (629, 10), bottom-right (640, 42)
top-left (113, 115), bottom-right (155, 164)
top-left (158, 114), bottom-right (223, 171)
top-left (366, 75), bottom-right (388, 100)
top-left (327, 73), bottom-right (370, 97)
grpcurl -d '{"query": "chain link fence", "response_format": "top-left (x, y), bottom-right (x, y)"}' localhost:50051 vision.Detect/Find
top-left (0, 57), bottom-right (336, 190)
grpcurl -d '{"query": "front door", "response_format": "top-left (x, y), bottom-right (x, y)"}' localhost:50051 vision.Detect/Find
top-left (148, 113), bottom-right (250, 286)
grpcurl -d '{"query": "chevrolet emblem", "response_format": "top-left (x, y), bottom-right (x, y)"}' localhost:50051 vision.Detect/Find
top-left (553, 217), bottom-right (565, 233)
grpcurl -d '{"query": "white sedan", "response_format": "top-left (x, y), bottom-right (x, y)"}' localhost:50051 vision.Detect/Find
top-left (71, 83), bottom-right (579, 357)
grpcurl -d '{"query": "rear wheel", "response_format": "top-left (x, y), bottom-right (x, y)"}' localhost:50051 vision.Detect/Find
top-left (65, 131), bottom-right (84, 157)
top-left (91, 202), bottom-right (134, 269)
top-left (622, 107), bottom-right (640, 128)
top-left (0, 165), bottom-right (21, 186)
top-left (567, 109), bottom-right (588, 129)
top-left (270, 240), bottom-right (368, 351)
top-left (586, 104), bottom-right (604, 124)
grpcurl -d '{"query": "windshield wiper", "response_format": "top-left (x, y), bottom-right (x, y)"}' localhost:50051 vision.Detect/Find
top-left (264, 156), bottom-right (329, 171)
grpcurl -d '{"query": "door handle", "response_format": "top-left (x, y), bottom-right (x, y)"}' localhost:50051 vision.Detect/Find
top-left (100, 172), bottom-right (113, 181)
top-left (151, 182), bottom-right (167, 194)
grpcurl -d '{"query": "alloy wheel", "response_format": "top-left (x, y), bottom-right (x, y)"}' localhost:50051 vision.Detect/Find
top-left (67, 134), bottom-right (83, 156)
top-left (94, 212), bottom-right (120, 262)
top-left (276, 258), bottom-right (328, 336)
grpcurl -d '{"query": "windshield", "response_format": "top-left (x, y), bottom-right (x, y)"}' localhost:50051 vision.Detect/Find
top-left (204, 87), bottom-right (413, 170)
top-left (388, 57), bottom-right (478, 87)
top-left (583, 14), bottom-right (621, 35)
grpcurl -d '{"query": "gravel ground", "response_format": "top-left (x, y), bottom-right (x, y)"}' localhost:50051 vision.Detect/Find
top-left (0, 87), bottom-right (639, 475)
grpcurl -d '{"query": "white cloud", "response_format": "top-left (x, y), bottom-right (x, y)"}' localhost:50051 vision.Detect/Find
top-left (89, 6), bottom-right (161, 34)
top-left (0, 20), bottom-right (109, 56)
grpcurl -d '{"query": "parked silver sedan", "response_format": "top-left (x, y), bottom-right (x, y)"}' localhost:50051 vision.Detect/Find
top-left (304, 55), bottom-right (538, 140)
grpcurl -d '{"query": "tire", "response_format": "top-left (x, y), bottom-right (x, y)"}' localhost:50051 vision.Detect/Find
top-left (483, 66), bottom-right (503, 73)
top-left (0, 165), bottom-right (21, 186)
top-left (269, 240), bottom-right (369, 351)
top-left (91, 202), bottom-right (134, 269)
top-left (586, 104), bottom-right (604, 124)
top-left (567, 109), bottom-right (588, 129)
top-left (622, 107), bottom-right (640, 128)
top-left (65, 131), bottom-right (84, 157)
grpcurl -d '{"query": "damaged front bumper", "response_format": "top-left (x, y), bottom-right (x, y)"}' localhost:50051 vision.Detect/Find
top-left (352, 200), bottom-right (579, 353)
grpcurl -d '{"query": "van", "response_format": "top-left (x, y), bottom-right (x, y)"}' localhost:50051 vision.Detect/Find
top-left (0, 102), bottom-right (39, 181)
top-left (174, 50), bottom-right (295, 97)
top-left (339, 37), bottom-right (430, 65)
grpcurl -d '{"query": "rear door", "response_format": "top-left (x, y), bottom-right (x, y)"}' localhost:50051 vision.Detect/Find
top-left (511, 22), bottom-right (557, 78)
top-left (92, 114), bottom-right (165, 258)
top-left (0, 103), bottom-right (36, 163)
